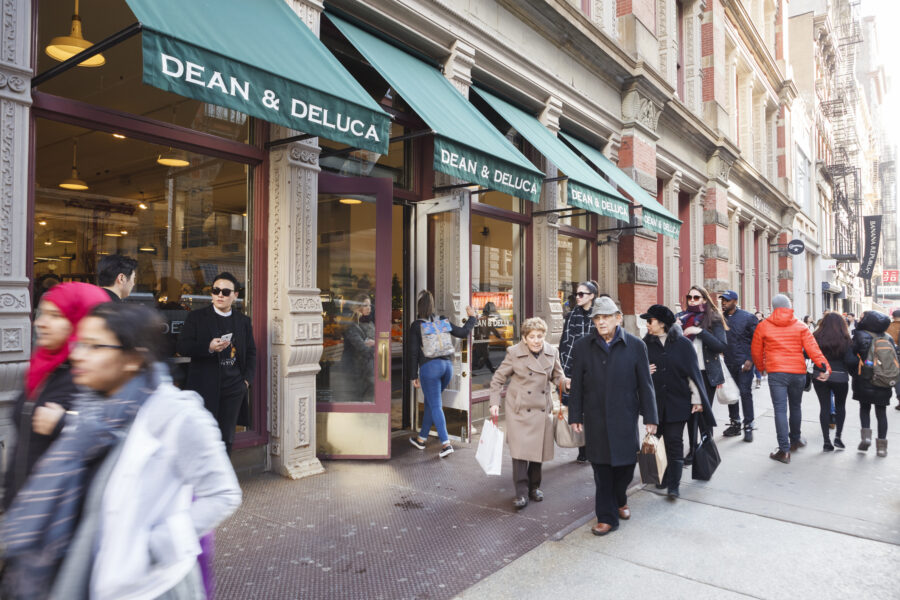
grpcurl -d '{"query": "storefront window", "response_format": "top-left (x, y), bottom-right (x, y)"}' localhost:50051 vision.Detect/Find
top-left (470, 215), bottom-right (523, 393)
top-left (33, 118), bottom-right (251, 380)
top-left (473, 190), bottom-right (525, 213)
top-left (558, 235), bottom-right (591, 315)
top-left (319, 124), bottom-right (414, 189)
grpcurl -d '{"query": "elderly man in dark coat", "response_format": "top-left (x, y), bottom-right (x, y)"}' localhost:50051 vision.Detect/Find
top-left (569, 297), bottom-right (658, 536)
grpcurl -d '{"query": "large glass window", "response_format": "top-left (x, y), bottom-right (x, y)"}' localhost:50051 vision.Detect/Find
top-left (558, 235), bottom-right (591, 315)
top-left (470, 215), bottom-right (523, 393)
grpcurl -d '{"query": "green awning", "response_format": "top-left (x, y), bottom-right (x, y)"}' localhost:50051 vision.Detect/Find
top-left (561, 133), bottom-right (682, 239)
top-left (329, 15), bottom-right (543, 202)
top-left (474, 89), bottom-right (630, 222)
top-left (125, 0), bottom-right (390, 153)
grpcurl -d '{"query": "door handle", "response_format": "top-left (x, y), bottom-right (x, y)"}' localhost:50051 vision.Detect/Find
top-left (378, 334), bottom-right (390, 381)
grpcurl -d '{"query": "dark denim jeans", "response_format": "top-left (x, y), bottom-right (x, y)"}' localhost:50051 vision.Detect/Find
top-left (768, 372), bottom-right (806, 452)
top-left (725, 363), bottom-right (755, 425)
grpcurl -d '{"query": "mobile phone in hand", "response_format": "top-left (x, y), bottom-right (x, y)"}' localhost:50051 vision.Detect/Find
top-left (220, 333), bottom-right (233, 343)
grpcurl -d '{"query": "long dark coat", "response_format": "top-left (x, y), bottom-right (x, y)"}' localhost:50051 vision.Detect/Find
top-left (568, 327), bottom-right (658, 466)
top-left (176, 305), bottom-right (257, 418)
top-left (489, 341), bottom-right (565, 463)
top-left (644, 325), bottom-right (716, 430)
top-left (850, 311), bottom-right (896, 405)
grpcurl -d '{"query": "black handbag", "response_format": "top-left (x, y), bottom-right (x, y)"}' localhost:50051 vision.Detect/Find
top-left (691, 430), bottom-right (721, 481)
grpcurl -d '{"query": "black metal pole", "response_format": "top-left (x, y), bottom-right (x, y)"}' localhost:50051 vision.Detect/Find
top-left (33, 23), bottom-right (142, 87)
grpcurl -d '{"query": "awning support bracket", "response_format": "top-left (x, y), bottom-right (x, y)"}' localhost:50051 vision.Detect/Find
top-left (431, 182), bottom-right (494, 195)
top-left (33, 22), bottom-right (143, 87)
top-left (265, 134), bottom-right (316, 149)
top-left (597, 225), bottom-right (641, 234)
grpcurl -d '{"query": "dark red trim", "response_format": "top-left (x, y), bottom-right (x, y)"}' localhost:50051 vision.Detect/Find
top-left (471, 201), bottom-right (532, 225)
top-left (590, 214), bottom-right (599, 282)
top-left (558, 224), bottom-right (595, 240)
top-left (32, 92), bottom-right (266, 165)
top-left (525, 201), bottom-right (534, 317)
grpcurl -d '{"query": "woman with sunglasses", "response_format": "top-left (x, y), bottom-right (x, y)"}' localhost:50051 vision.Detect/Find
top-left (2, 303), bottom-right (240, 599)
top-left (557, 281), bottom-right (599, 462)
top-left (676, 285), bottom-right (728, 462)
top-left (177, 272), bottom-right (257, 455)
top-left (1, 282), bottom-right (109, 512)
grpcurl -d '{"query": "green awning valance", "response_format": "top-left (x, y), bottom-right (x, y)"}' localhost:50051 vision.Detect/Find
top-left (125, 0), bottom-right (390, 153)
top-left (474, 89), bottom-right (630, 222)
top-left (561, 133), bottom-right (682, 239)
top-left (329, 15), bottom-right (543, 202)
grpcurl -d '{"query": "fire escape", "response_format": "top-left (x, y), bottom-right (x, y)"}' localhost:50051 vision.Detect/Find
top-left (824, 2), bottom-right (863, 263)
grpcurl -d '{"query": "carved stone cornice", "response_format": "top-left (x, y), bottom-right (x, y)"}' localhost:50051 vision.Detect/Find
top-left (443, 40), bottom-right (476, 97)
top-left (621, 78), bottom-right (666, 137)
top-left (539, 95), bottom-right (563, 134)
top-left (707, 147), bottom-right (737, 184)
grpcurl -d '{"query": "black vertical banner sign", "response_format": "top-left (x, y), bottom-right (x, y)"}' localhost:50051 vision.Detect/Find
top-left (858, 215), bottom-right (882, 280)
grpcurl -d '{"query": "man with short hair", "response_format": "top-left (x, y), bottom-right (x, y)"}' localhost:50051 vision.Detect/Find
top-left (569, 297), bottom-right (658, 536)
top-left (887, 309), bottom-right (900, 410)
top-left (96, 254), bottom-right (138, 302)
top-left (752, 294), bottom-right (830, 463)
top-left (719, 290), bottom-right (758, 442)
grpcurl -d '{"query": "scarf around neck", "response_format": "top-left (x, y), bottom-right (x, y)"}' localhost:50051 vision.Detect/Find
top-left (679, 303), bottom-right (706, 340)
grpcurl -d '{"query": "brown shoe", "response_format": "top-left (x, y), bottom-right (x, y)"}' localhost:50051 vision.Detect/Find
top-left (618, 505), bottom-right (631, 520)
top-left (789, 437), bottom-right (807, 451)
top-left (591, 522), bottom-right (618, 536)
top-left (769, 449), bottom-right (791, 464)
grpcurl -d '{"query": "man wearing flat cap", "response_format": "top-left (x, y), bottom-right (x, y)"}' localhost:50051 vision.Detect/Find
top-left (569, 297), bottom-right (658, 535)
top-left (719, 290), bottom-right (758, 442)
top-left (641, 305), bottom-right (715, 498)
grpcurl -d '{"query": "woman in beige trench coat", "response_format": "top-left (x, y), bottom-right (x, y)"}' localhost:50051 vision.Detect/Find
top-left (490, 317), bottom-right (566, 509)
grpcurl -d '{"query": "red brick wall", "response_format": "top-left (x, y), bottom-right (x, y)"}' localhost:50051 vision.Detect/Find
top-left (619, 282), bottom-right (658, 314)
top-left (618, 0), bottom-right (656, 31)
top-left (619, 135), bottom-right (655, 176)
top-left (703, 186), bottom-right (730, 283)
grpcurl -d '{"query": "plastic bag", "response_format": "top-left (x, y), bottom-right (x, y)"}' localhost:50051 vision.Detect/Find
top-left (476, 418), bottom-right (504, 476)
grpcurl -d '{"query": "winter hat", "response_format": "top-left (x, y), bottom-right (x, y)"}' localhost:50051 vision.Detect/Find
top-left (772, 294), bottom-right (792, 309)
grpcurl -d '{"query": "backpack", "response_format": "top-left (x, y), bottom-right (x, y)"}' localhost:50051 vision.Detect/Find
top-left (420, 317), bottom-right (455, 358)
top-left (861, 333), bottom-right (900, 388)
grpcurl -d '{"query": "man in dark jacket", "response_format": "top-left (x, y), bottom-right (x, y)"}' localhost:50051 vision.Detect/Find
top-left (719, 290), bottom-right (757, 441)
top-left (96, 254), bottom-right (137, 302)
top-left (177, 272), bottom-right (256, 454)
top-left (569, 297), bottom-right (658, 536)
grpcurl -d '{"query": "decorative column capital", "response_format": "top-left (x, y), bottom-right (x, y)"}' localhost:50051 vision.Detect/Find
top-left (707, 148), bottom-right (736, 184)
top-left (539, 96), bottom-right (564, 134)
top-left (621, 78), bottom-right (667, 136)
top-left (443, 40), bottom-right (476, 97)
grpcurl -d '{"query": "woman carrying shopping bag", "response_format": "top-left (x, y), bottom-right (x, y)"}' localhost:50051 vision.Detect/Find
top-left (489, 318), bottom-right (566, 509)
top-left (642, 305), bottom-right (715, 498)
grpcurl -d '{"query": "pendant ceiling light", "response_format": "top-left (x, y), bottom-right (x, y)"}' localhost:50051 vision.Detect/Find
top-left (45, 0), bottom-right (106, 67)
top-left (157, 148), bottom-right (191, 167)
top-left (59, 140), bottom-right (89, 191)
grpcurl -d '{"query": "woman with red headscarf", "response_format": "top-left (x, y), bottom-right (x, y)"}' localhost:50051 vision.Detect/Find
top-left (1, 282), bottom-right (108, 510)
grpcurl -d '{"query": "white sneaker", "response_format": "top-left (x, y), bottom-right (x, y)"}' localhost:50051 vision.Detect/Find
top-left (439, 444), bottom-right (454, 458)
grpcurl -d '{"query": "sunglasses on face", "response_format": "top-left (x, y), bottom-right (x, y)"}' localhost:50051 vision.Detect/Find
top-left (212, 287), bottom-right (234, 297)
top-left (575, 291), bottom-right (593, 298)
top-left (686, 294), bottom-right (703, 301)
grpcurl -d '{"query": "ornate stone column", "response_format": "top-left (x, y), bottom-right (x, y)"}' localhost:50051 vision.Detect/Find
top-left (0, 0), bottom-right (33, 483)
top-left (657, 0), bottom-right (678, 88)
top-left (662, 171), bottom-right (682, 308)
top-left (266, 0), bottom-right (327, 479)
top-left (703, 149), bottom-right (734, 293)
top-left (746, 218), bottom-right (759, 310)
top-left (760, 227), bottom-right (772, 311)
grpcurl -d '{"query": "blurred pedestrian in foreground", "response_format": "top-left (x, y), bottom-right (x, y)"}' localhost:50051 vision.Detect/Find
top-left (569, 297), bottom-right (657, 536)
top-left (642, 305), bottom-right (713, 499)
top-left (1, 303), bottom-right (241, 599)
top-left (557, 280), bottom-right (598, 463)
top-left (177, 272), bottom-right (256, 455)
top-left (751, 294), bottom-right (830, 464)
top-left (851, 311), bottom-right (897, 457)
top-left (2, 282), bottom-right (108, 511)
top-left (489, 317), bottom-right (566, 509)
top-left (96, 253), bottom-right (137, 302)
top-left (719, 290), bottom-right (757, 442)
top-left (811, 313), bottom-right (855, 451)
top-left (887, 309), bottom-right (900, 410)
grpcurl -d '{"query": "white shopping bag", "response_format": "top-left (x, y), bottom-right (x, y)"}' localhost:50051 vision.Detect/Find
top-left (476, 418), bottom-right (504, 476)
top-left (716, 356), bottom-right (740, 405)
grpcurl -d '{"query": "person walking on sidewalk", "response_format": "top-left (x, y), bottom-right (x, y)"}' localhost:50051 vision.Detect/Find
top-left (850, 311), bottom-right (898, 457)
top-left (886, 309), bottom-right (900, 410)
top-left (642, 305), bottom-right (713, 499)
top-left (811, 313), bottom-right (856, 451)
top-left (719, 290), bottom-right (758, 442)
top-left (753, 312), bottom-right (765, 389)
top-left (557, 280), bottom-right (598, 463)
top-left (569, 297), bottom-right (658, 536)
top-left (489, 318), bottom-right (566, 509)
top-left (751, 294), bottom-right (831, 464)
top-left (676, 285), bottom-right (727, 463)
top-left (407, 290), bottom-right (476, 457)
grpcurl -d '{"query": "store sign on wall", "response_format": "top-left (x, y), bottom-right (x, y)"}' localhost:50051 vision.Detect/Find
top-left (567, 181), bottom-right (630, 222)
top-left (434, 137), bottom-right (542, 203)
top-left (144, 33), bottom-right (390, 153)
top-left (883, 270), bottom-right (899, 284)
top-left (753, 195), bottom-right (777, 219)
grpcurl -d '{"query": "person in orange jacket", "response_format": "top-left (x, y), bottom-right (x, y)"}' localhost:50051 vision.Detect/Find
top-left (751, 294), bottom-right (830, 464)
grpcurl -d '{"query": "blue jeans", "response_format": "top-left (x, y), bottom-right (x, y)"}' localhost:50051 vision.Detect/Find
top-left (418, 358), bottom-right (453, 444)
top-left (726, 363), bottom-right (755, 425)
top-left (768, 372), bottom-right (806, 452)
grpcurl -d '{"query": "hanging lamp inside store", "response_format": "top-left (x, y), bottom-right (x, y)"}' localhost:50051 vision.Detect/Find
top-left (45, 0), bottom-right (106, 67)
top-left (157, 147), bottom-right (191, 167)
top-left (59, 140), bottom-right (89, 191)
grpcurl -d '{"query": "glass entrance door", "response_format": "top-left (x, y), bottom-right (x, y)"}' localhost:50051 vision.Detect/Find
top-left (316, 173), bottom-right (394, 458)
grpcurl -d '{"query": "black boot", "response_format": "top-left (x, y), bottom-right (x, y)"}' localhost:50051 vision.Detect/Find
top-left (667, 459), bottom-right (684, 499)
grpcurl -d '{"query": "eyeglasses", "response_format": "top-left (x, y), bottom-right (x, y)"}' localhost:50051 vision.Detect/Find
top-left (575, 292), bottom-right (593, 298)
top-left (686, 294), bottom-right (703, 301)
top-left (211, 287), bottom-right (234, 297)
top-left (73, 341), bottom-right (123, 352)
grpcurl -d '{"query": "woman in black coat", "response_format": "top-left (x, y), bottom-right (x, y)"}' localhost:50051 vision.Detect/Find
top-left (176, 272), bottom-right (256, 455)
top-left (811, 313), bottom-right (856, 451)
top-left (642, 306), bottom-right (714, 498)
top-left (850, 311), bottom-right (896, 456)
top-left (676, 284), bottom-right (727, 462)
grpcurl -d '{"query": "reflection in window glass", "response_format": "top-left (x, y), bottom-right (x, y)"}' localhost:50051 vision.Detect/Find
top-left (317, 194), bottom-right (377, 403)
top-left (470, 215), bottom-right (522, 392)
top-left (558, 236), bottom-right (591, 316)
top-left (472, 190), bottom-right (524, 213)
top-left (33, 119), bottom-right (250, 382)
top-left (319, 124), bottom-right (413, 189)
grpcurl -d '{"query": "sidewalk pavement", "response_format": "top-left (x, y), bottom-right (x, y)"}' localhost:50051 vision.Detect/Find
top-left (455, 382), bottom-right (900, 600)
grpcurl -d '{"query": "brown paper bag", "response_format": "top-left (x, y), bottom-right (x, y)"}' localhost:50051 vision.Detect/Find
top-left (638, 433), bottom-right (667, 485)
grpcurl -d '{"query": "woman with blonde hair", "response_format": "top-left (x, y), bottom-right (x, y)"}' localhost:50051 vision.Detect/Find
top-left (489, 317), bottom-right (566, 509)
